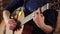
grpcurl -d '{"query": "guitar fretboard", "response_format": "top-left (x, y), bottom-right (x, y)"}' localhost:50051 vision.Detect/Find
top-left (20, 3), bottom-right (48, 26)
top-left (20, 13), bottom-right (34, 26)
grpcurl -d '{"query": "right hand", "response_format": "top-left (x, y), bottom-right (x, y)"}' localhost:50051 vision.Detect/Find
top-left (8, 19), bottom-right (17, 30)
top-left (8, 19), bottom-right (24, 34)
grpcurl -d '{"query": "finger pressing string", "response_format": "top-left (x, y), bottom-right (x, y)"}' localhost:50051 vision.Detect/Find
top-left (37, 8), bottom-right (41, 15)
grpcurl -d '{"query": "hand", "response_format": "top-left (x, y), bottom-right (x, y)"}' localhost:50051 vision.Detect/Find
top-left (33, 8), bottom-right (45, 27)
top-left (7, 19), bottom-right (24, 34)
top-left (8, 19), bottom-right (17, 30)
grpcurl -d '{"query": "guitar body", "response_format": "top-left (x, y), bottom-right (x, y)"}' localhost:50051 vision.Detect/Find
top-left (1, 10), bottom-right (33, 34)
top-left (14, 11), bottom-right (33, 34)
top-left (0, 6), bottom-right (34, 34)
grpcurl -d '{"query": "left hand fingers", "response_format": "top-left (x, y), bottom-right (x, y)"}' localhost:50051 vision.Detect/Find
top-left (36, 8), bottom-right (41, 15)
top-left (36, 8), bottom-right (44, 17)
top-left (33, 8), bottom-right (44, 19)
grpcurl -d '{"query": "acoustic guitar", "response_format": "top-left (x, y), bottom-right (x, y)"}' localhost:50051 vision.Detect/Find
top-left (0, 3), bottom-right (48, 34)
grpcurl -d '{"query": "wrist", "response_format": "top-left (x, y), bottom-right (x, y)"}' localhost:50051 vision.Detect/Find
top-left (39, 23), bottom-right (46, 28)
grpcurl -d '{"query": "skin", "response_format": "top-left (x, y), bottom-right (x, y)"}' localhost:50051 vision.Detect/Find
top-left (33, 8), bottom-right (53, 34)
top-left (3, 8), bottom-right (53, 34)
top-left (3, 10), bottom-right (24, 34)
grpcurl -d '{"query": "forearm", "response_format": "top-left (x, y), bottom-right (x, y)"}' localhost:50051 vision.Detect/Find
top-left (3, 10), bottom-right (10, 24)
top-left (34, 21), bottom-right (53, 33)
top-left (40, 23), bottom-right (53, 34)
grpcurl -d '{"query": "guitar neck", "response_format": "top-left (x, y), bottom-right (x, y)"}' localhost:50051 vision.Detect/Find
top-left (20, 13), bottom-right (34, 26)
top-left (20, 3), bottom-right (48, 26)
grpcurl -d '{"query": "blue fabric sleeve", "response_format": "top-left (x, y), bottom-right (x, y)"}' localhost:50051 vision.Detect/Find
top-left (4, 0), bottom-right (24, 13)
top-left (4, 0), bottom-right (52, 13)
top-left (25, 0), bottom-right (52, 12)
